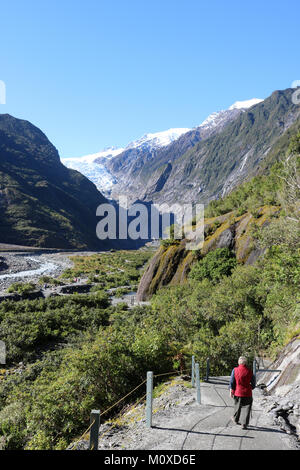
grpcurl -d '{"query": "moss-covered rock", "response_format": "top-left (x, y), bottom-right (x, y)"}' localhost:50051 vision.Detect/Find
top-left (137, 205), bottom-right (281, 300)
top-left (137, 244), bottom-right (190, 301)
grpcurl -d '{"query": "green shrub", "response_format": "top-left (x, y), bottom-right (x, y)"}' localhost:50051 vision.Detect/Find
top-left (189, 248), bottom-right (237, 283)
top-left (6, 282), bottom-right (36, 295)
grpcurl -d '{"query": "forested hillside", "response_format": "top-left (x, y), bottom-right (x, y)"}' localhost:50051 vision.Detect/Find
top-left (0, 114), bottom-right (109, 249)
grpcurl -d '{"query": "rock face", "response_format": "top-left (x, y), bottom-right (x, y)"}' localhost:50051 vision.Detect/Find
top-left (137, 244), bottom-right (196, 301)
top-left (137, 205), bottom-right (278, 301)
top-left (258, 337), bottom-right (300, 440)
top-left (260, 337), bottom-right (300, 394)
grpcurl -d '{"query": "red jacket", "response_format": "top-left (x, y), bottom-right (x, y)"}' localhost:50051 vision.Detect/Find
top-left (232, 364), bottom-right (254, 397)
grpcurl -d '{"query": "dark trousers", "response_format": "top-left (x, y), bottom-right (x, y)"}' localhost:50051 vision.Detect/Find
top-left (233, 396), bottom-right (253, 426)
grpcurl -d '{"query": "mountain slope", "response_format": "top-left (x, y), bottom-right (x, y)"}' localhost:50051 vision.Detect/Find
top-left (137, 123), bottom-right (300, 301)
top-left (0, 114), bottom-right (109, 249)
top-left (105, 106), bottom-right (247, 202)
top-left (62, 128), bottom-right (192, 194)
top-left (61, 99), bottom-right (263, 201)
top-left (109, 89), bottom-right (299, 206)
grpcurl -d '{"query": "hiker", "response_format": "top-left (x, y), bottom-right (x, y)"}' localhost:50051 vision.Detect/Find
top-left (229, 356), bottom-right (256, 430)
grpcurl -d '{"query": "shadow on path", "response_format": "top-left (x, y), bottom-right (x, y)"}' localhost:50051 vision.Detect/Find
top-left (152, 425), bottom-right (254, 440)
top-left (204, 379), bottom-right (230, 386)
top-left (248, 425), bottom-right (287, 435)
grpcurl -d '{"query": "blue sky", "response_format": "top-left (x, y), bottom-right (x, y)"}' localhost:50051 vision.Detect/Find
top-left (0, 0), bottom-right (299, 157)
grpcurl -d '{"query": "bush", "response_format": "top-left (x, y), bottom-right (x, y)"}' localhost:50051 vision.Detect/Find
top-left (0, 293), bottom-right (110, 363)
top-left (189, 248), bottom-right (237, 283)
top-left (6, 282), bottom-right (36, 295)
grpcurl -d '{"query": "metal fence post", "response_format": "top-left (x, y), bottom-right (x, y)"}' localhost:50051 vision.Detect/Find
top-left (253, 359), bottom-right (257, 380)
top-left (146, 371), bottom-right (153, 428)
top-left (206, 357), bottom-right (210, 382)
top-left (89, 409), bottom-right (100, 450)
top-left (191, 355), bottom-right (195, 387)
top-left (195, 363), bottom-right (201, 404)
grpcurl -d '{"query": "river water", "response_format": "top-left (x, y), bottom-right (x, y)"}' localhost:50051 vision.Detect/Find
top-left (0, 257), bottom-right (58, 280)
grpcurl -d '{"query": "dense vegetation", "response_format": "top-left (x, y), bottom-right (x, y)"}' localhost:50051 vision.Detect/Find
top-left (189, 247), bottom-right (237, 283)
top-left (0, 134), bottom-right (298, 450)
top-left (6, 282), bottom-right (36, 295)
top-left (61, 249), bottom-right (152, 290)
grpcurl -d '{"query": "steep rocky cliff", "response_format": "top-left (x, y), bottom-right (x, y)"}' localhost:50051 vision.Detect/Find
top-left (258, 336), bottom-right (300, 439)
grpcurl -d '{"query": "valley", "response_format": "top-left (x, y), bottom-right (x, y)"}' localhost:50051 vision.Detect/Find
top-left (0, 87), bottom-right (299, 451)
top-left (1, 0), bottom-right (300, 454)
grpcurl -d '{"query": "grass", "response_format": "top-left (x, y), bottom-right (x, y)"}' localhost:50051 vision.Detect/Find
top-left (60, 249), bottom-right (154, 290)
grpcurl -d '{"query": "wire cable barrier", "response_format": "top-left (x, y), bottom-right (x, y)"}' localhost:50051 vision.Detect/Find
top-left (69, 367), bottom-right (192, 450)
top-left (70, 356), bottom-right (271, 450)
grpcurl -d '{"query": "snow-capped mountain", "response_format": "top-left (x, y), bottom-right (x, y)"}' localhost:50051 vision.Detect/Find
top-left (125, 128), bottom-right (191, 151)
top-left (198, 98), bottom-right (264, 131)
top-left (229, 98), bottom-right (263, 110)
top-left (61, 98), bottom-right (263, 194)
top-left (62, 129), bottom-right (191, 192)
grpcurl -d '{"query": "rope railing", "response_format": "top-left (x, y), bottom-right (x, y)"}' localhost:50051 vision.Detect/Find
top-left (153, 368), bottom-right (190, 378)
top-left (98, 392), bottom-right (148, 442)
top-left (69, 419), bottom-right (96, 450)
top-left (101, 378), bottom-right (148, 417)
top-left (69, 357), bottom-right (204, 451)
top-left (69, 356), bottom-right (271, 450)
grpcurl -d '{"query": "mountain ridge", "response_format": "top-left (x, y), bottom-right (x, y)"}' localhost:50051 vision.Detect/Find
top-left (108, 88), bottom-right (299, 206)
top-left (0, 114), bottom-right (110, 249)
top-left (62, 97), bottom-right (263, 195)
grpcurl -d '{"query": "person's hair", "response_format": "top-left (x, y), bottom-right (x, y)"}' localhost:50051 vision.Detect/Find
top-left (238, 356), bottom-right (247, 365)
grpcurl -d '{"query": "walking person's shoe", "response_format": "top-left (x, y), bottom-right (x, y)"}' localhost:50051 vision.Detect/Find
top-left (242, 424), bottom-right (248, 430)
top-left (231, 416), bottom-right (240, 425)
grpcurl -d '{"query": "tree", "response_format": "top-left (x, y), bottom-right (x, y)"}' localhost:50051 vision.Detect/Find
top-left (277, 133), bottom-right (300, 222)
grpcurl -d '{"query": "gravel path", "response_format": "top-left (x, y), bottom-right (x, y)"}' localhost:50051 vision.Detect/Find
top-left (94, 376), bottom-right (298, 451)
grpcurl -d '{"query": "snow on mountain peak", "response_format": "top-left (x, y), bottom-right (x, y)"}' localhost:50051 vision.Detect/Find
top-left (199, 111), bottom-right (229, 129)
top-left (229, 98), bottom-right (264, 110)
top-left (198, 98), bottom-right (264, 131)
top-left (63, 147), bottom-right (125, 165)
top-left (125, 128), bottom-right (191, 151)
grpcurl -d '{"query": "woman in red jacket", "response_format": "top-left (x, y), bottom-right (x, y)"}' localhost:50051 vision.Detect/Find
top-left (229, 356), bottom-right (256, 429)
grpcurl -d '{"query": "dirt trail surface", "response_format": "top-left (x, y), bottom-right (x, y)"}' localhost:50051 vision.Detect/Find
top-left (96, 377), bottom-right (298, 451)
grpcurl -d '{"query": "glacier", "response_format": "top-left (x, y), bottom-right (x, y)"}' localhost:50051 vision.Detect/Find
top-left (61, 98), bottom-right (264, 194)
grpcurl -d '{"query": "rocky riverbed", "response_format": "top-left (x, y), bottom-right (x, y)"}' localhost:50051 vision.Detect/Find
top-left (0, 251), bottom-right (149, 308)
top-left (0, 252), bottom-right (74, 293)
